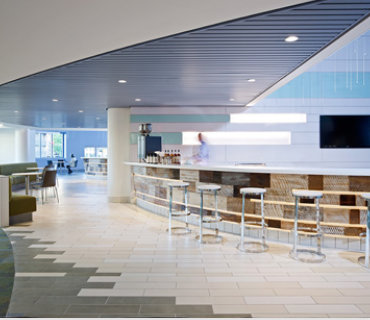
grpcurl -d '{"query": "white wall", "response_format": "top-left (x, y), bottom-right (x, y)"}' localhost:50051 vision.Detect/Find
top-left (0, 127), bottom-right (36, 164)
top-left (0, 128), bottom-right (16, 164)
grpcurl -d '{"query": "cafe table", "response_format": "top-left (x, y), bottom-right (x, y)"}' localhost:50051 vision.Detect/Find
top-left (11, 172), bottom-right (42, 195)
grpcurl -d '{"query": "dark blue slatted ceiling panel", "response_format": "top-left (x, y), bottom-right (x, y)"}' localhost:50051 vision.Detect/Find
top-left (0, 0), bottom-right (369, 128)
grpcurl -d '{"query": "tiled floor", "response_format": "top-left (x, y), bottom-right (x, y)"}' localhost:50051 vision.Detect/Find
top-left (3, 174), bottom-right (370, 318)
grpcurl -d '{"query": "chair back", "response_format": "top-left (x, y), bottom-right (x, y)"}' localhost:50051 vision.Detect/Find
top-left (71, 159), bottom-right (78, 168)
top-left (41, 169), bottom-right (57, 188)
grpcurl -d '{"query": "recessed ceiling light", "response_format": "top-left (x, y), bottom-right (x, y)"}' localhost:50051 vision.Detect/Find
top-left (0, 123), bottom-right (3, 127)
top-left (135, 98), bottom-right (141, 102)
top-left (52, 98), bottom-right (59, 102)
top-left (229, 98), bottom-right (235, 102)
top-left (247, 78), bottom-right (256, 82)
top-left (14, 110), bottom-right (19, 113)
top-left (118, 80), bottom-right (127, 83)
top-left (285, 35), bottom-right (299, 43)
top-left (78, 110), bottom-right (84, 113)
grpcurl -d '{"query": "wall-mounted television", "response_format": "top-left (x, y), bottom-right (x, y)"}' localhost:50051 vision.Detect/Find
top-left (320, 115), bottom-right (370, 149)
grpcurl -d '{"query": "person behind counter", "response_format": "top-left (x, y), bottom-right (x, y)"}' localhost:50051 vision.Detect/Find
top-left (193, 133), bottom-right (209, 164)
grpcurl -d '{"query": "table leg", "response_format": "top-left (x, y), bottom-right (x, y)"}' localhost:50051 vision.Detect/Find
top-left (25, 176), bottom-right (30, 195)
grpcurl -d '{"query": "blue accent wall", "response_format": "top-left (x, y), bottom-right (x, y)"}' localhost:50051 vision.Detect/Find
top-left (268, 72), bottom-right (370, 99)
top-left (36, 130), bottom-right (107, 170)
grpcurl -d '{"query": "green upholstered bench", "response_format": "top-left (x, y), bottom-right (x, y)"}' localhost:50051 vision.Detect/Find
top-left (0, 162), bottom-right (38, 186)
top-left (9, 180), bottom-right (36, 225)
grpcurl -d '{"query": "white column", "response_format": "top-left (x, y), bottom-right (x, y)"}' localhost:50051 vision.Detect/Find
top-left (107, 107), bottom-right (131, 203)
top-left (14, 129), bottom-right (35, 162)
top-left (0, 176), bottom-right (9, 227)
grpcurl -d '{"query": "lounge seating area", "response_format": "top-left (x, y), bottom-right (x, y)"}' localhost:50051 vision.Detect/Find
top-left (8, 179), bottom-right (36, 225)
top-left (0, 162), bottom-right (38, 186)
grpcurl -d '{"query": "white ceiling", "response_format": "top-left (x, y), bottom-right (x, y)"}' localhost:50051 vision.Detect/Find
top-left (0, 0), bottom-right (312, 85)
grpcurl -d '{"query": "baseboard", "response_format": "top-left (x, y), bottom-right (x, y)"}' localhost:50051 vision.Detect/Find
top-left (9, 212), bottom-right (33, 225)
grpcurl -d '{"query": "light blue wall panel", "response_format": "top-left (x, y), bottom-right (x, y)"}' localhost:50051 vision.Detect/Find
top-left (131, 114), bottom-right (229, 123)
top-left (268, 72), bottom-right (370, 99)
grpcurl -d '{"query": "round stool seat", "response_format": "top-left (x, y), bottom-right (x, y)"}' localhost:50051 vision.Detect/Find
top-left (168, 182), bottom-right (189, 188)
top-left (292, 190), bottom-right (323, 199)
top-left (240, 187), bottom-right (266, 195)
top-left (362, 193), bottom-right (370, 200)
top-left (198, 184), bottom-right (221, 192)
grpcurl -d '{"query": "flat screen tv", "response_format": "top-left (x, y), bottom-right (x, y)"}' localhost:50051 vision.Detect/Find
top-left (320, 115), bottom-right (370, 148)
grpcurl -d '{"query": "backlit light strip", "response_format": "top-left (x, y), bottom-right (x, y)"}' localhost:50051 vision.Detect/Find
top-left (230, 113), bottom-right (306, 123)
top-left (182, 131), bottom-right (291, 145)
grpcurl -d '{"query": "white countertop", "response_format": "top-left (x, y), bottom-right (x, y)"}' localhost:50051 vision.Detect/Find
top-left (125, 161), bottom-right (370, 176)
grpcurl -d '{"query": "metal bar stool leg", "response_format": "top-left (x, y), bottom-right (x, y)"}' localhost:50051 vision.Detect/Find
top-left (261, 193), bottom-right (266, 248)
top-left (359, 195), bottom-right (370, 268)
top-left (289, 190), bottom-right (325, 263)
top-left (316, 197), bottom-right (322, 255)
top-left (167, 182), bottom-right (191, 235)
top-left (291, 196), bottom-right (299, 259)
top-left (168, 186), bottom-right (173, 233)
top-left (196, 184), bottom-right (222, 244)
top-left (199, 190), bottom-right (203, 243)
top-left (240, 193), bottom-right (246, 251)
top-left (214, 190), bottom-right (219, 237)
top-left (237, 188), bottom-right (268, 253)
top-left (184, 186), bottom-right (189, 229)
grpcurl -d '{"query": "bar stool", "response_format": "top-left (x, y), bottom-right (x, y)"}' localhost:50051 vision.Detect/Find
top-left (237, 187), bottom-right (268, 253)
top-left (289, 190), bottom-right (325, 263)
top-left (196, 184), bottom-right (222, 244)
top-left (167, 182), bottom-right (191, 235)
top-left (358, 193), bottom-right (370, 268)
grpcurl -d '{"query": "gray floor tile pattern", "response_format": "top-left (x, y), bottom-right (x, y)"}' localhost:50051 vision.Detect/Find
top-left (5, 231), bottom-right (251, 318)
top-left (0, 228), bottom-right (14, 317)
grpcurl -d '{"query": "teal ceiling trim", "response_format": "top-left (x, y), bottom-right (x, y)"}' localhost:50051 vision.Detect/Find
top-left (130, 132), bottom-right (182, 145)
top-left (268, 72), bottom-right (370, 99)
top-left (130, 114), bottom-right (229, 123)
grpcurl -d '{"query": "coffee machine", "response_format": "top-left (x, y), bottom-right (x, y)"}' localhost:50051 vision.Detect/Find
top-left (137, 123), bottom-right (162, 162)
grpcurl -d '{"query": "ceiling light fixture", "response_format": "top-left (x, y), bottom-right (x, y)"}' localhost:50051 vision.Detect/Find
top-left (247, 79), bottom-right (256, 82)
top-left (285, 35), bottom-right (299, 43)
top-left (14, 110), bottom-right (19, 113)
top-left (135, 98), bottom-right (141, 102)
top-left (52, 98), bottom-right (59, 102)
top-left (78, 110), bottom-right (84, 113)
top-left (0, 123), bottom-right (3, 128)
top-left (229, 98), bottom-right (235, 102)
top-left (118, 80), bottom-right (127, 83)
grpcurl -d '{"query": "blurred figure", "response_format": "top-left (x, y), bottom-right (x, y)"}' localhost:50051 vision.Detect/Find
top-left (66, 154), bottom-right (77, 174)
top-left (193, 133), bottom-right (209, 164)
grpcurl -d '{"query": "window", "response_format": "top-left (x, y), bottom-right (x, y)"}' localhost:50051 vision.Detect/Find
top-left (35, 132), bottom-right (66, 158)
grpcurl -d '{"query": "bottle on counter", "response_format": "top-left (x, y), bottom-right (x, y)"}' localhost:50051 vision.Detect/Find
top-left (177, 149), bottom-right (181, 165)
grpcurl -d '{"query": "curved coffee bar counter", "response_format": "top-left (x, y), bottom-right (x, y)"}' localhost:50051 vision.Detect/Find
top-left (126, 162), bottom-right (370, 251)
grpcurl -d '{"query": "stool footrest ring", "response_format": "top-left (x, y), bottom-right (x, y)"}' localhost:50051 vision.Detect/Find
top-left (289, 248), bottom-right (326, 263)
top-left (237, 241), bottom-right (268, 253)
top-left (166, 226), bottom-right (192, 235)
top-left (195, 234), bottom-right (223, 244)
top-left (171, 210), bottom-right (191, 217)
